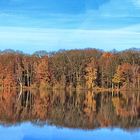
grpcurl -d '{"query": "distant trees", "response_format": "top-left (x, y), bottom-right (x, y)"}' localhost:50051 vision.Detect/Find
top-left (0, 53), bottom-right (50, 89)
top-left (98, 52), bottom-right (116, 88)
top-left (112, 70), bottom-right (122, 89)
top-left (0, 48), bottom-right (139, 90)
top-left (35, 56), bottom-right (50, 88)
top-left (85, 58), bottom-right (97, 89)
top-left (113, 63), bottom-right (140, 89)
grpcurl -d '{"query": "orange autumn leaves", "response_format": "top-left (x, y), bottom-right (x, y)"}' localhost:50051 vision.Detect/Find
top-left (0, 49), bottom-right (139, 90)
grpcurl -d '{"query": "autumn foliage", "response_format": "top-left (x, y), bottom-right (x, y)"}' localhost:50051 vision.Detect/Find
top-left (0, 48), bottom-right (139, 90)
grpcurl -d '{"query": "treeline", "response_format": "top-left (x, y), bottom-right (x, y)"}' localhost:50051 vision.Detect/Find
top-left (0, 48), bottom-right (139, 90)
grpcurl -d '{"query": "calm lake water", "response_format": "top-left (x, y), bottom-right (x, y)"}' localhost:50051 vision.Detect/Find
top-left (0, 89), bottom-right (140, 140)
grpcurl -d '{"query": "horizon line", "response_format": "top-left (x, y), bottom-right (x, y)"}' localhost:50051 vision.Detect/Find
top-left (0, 47), bottom-right (139, 55)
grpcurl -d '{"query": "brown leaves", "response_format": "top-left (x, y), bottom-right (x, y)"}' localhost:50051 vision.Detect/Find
top-left (85, 59), bottom-right (97, 89)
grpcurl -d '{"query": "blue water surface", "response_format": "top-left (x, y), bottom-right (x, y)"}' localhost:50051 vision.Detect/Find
top-left (0, 123), bottom-right (139, 140)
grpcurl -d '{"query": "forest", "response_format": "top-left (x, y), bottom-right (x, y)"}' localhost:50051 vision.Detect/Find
top-left (0, 48), bottom-right (139, 90)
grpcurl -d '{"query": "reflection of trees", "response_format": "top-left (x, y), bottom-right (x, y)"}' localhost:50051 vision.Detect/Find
top-left (32, 89), bottom-right (50, 120)
top-left (83, 91), bottom-right (96, 125)
top-left (96, 93), bottom-right (114, 127)
top-left (0, 90), bottom-right (140, 130)
top-left (112, 91), bottom-right (140, 118)
top-left (15, 90), bottom-right (34, 120)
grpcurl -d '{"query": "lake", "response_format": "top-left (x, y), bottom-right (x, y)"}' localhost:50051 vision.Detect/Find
top-left (0, 89), bottom-right (140, 140)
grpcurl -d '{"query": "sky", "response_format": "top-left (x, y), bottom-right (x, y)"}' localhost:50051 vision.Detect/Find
top-left (0, 0), bottom-right (140, 53)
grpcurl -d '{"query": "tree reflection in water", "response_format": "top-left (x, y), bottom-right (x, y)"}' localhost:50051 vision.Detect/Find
top-left (0, 89), bottom-right (140, 131)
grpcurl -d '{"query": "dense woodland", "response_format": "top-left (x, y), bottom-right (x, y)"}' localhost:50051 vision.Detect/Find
top-left (0, 48), bottom-right (139, 90)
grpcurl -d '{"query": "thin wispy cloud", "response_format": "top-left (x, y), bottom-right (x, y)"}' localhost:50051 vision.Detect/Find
top-left (132, 0), bottom-right (140, 6)
top-left (0, 26), bottom-right (139, 53)
top-left (0, 0), bottom-right (140, 29)
top-left (0, 0), bottom-right (139, 52)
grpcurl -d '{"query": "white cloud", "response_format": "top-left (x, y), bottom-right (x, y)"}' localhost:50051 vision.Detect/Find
top-left (132, 0), bottom-right (140, 8)
top-left (0, 26), bottom-right (139, 53)
top-left (87, 0), bottom-right (140, 17)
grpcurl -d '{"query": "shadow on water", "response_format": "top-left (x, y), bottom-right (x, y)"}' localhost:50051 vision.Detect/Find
top-left (0, 89), bottom-right (140, 131)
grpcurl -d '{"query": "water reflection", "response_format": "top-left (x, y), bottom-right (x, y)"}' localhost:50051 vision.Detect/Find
top-left (0, 89), bottom-right (140, 131)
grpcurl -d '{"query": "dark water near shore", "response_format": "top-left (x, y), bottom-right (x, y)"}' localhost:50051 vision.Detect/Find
top-left (0, 89), bottom-right (140, 140)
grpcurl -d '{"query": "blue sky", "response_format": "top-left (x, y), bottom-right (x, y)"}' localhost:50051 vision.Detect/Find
top-left (0, 0), bottom-right (140, 53)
